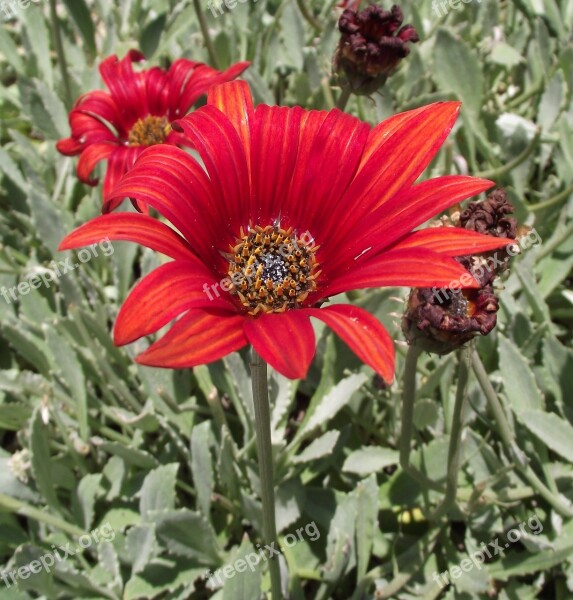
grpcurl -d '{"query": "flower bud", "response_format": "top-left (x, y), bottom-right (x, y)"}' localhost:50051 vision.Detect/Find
top-left (334, 4), bottom-right (419, 95)
top-left (402, 190), bottom-right (518, 354)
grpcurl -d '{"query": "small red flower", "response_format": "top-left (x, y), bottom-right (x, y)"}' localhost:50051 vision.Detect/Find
top-left (56, 50), bottom-right (249, 211)
top-left (60, 82), bottom-right (511, 382)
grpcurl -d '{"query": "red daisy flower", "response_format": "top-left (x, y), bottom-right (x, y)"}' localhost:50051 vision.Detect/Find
top-left (59, 81), bottom-right (511, 382)
top-left (56, 50), bottom-right (249, 211)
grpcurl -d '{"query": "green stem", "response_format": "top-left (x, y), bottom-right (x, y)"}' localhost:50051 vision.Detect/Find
top-left (475, 131), bottom-right (540, 180)
top-left (428, 344), bottom-right (472, 520)
top-left (536, 218), bottom-right (573, 260)
top-left (0, 493), bottom-right (85, 537)
top-left (336, 86), bottom-right (352, 111)
top-left (399, 345), bottom-right (442, 491)
top-left (250, 349), bottom-right (282, 599)
top-left (48, 0), bottom-right (73, 109)
top-left (471, 349), bottom-right (573, 517)
top-left (296, 0), bottom-right (323, 32)
top-left (530, 181), bottom-right (573, 213)
top-left (193, 0), bottom-right (220, 70)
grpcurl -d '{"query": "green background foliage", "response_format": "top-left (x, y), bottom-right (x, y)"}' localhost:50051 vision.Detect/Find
top-left (0, 0), bottom-right (572, 598)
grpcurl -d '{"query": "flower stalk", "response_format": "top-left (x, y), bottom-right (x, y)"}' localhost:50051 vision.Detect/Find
top-left (48, 0), bottom-right (72, 109)
top-left (471, 349), bottom-right (573, 518)
top-left (399, 345), bottom-right (442, 491)
top-left (193, 0), bottom-right (221, 70)
top-left (251, 349), bottom-right (282, 599)
top-left (428, 343), bottom-right (472, 520)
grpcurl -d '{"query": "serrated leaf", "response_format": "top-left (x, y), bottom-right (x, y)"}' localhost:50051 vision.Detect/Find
top-left (0, 146), bottom-right (27, 191)
top-left (191, 421), bottom-right (214, 518)
top-left (152, 509), bottom-right (221, 563)
top-left (76, 474), bottom-right (102, 531)
top-left (61, 0), bottom-right (97, 57)
top-left (2, 322), bottom-right (51, 378)
top-left (343, 447), bottom-right (399, 476)
top-left (434, 29), bottom-right (483, 116)
top-left (293, 430), bottom-right (340, 464)
top-left (521, 410), bottom-right (573, 462)
top-left (355, 474), bottom-right (377, 582)
top-left (139, 13), bottom-right (167, 58)
top-left (298, 373), bottom-right (367, 439)
top-left (44, 327), bottom-right (88, 440)
top-left (29, 407), bottom-right (61, 510)
top-left (498, 334), bottom-right (544, 413)
top-left (140, 463), bottom-right (179, 519)
top-left (126, 525), bottom-right (157, 574)
top-left (222, 536), bottom-right (262, 600)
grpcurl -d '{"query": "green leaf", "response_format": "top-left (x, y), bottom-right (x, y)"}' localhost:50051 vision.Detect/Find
top-left (97, 442), bottom-right (159, 469)
top-left (293, 430), bottom-right (340, 464)
top-left (297, 372), bottom-right (367, 440)
top-left (0, 26), bottom-right (25, 74)
top-left (126, 525), bottom-right (157, 574)
top-left (0, 146), bottom-right (27, 192)
top-left (355, 474), bottom-right (377, 582)
top-left (343, 447), bottom-right (399, 476)
top-left (489, 42), bottom-right (525, 68)
top-left (76, 474), bottom-right (103, 531)
top-left (498, 334), bottom-right (544, 414)
top-left (29, 407), bottom-right (61, 511)
top-left (222, 536), bottom-right (262, 600)
top-left (152, 509), bottom-right (221, 563)
top-left (2, 321), bottom-right (51, 378)
top-left (61, 0), bottom-right (97, 57)
top-left (434, 29), bottom-right (483, 117)
top-left (521, 410), bottom-right (573, 462)
top-left (190, 421), bottom-right (214, 518)
top-left (139, 13), bottom-right (167, 58)
top-left (44, 327), bottom-right (88, 440)
top-left (20, 3), bottom-right (53, 87)
top-left (324, 492), bottom-right (356, 582)
top-left (140, 463), bottom-right (179, 519)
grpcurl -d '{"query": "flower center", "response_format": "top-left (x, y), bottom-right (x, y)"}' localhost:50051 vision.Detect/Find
top-left (227, 225), bottom-right (320, 316)
top-left (128, 116), bottom-right (169, 146)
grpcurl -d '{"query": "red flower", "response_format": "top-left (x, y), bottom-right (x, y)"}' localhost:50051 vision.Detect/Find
top-left (59, 82), bottom-right (511, 381)
top-left (56, 50), bottom-right (249, 211)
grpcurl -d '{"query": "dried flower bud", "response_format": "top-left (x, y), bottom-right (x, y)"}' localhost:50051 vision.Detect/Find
top-left (460, 189), bottom-right (517, 239)
top-left (334, 4), bottom-right (419, 95)
top-left (402, 189), bottom-right (518, 354)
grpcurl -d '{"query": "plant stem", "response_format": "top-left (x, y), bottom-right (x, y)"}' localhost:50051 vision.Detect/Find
top-left (336, 86), bottom-right (352, 111)
top-left (193, 0), bottom-right (220, 70)
top-left (400, 345), bottom-right (442, 491)
top-left (475, 131), bottom-right (540, 180)
top-left (48, 0), bottom-right (73, 109)
top-left (429, 344), bottom-right (472, 520)
top-left (296, 0), bottom-right (323, 32)
top-left (530, 181), bottom-right (573, 213)
top-left (0, 493), bottom-right (85, 537)
top-left (471, 349), bottom-right (573, 518)
top-left (250, 349), bottom-right (282, 599)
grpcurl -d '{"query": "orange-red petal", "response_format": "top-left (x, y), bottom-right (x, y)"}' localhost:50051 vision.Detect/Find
top-left (136, 310), bottom-right (247, 368)
top-left (114, 261), bottom-right (233, 346)
top-left (307, 305), bottom-right (395, 383)
top-left (243, 311), bottom-right (316, 380)
top-left (58, 213), bottom-right (195, 261)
